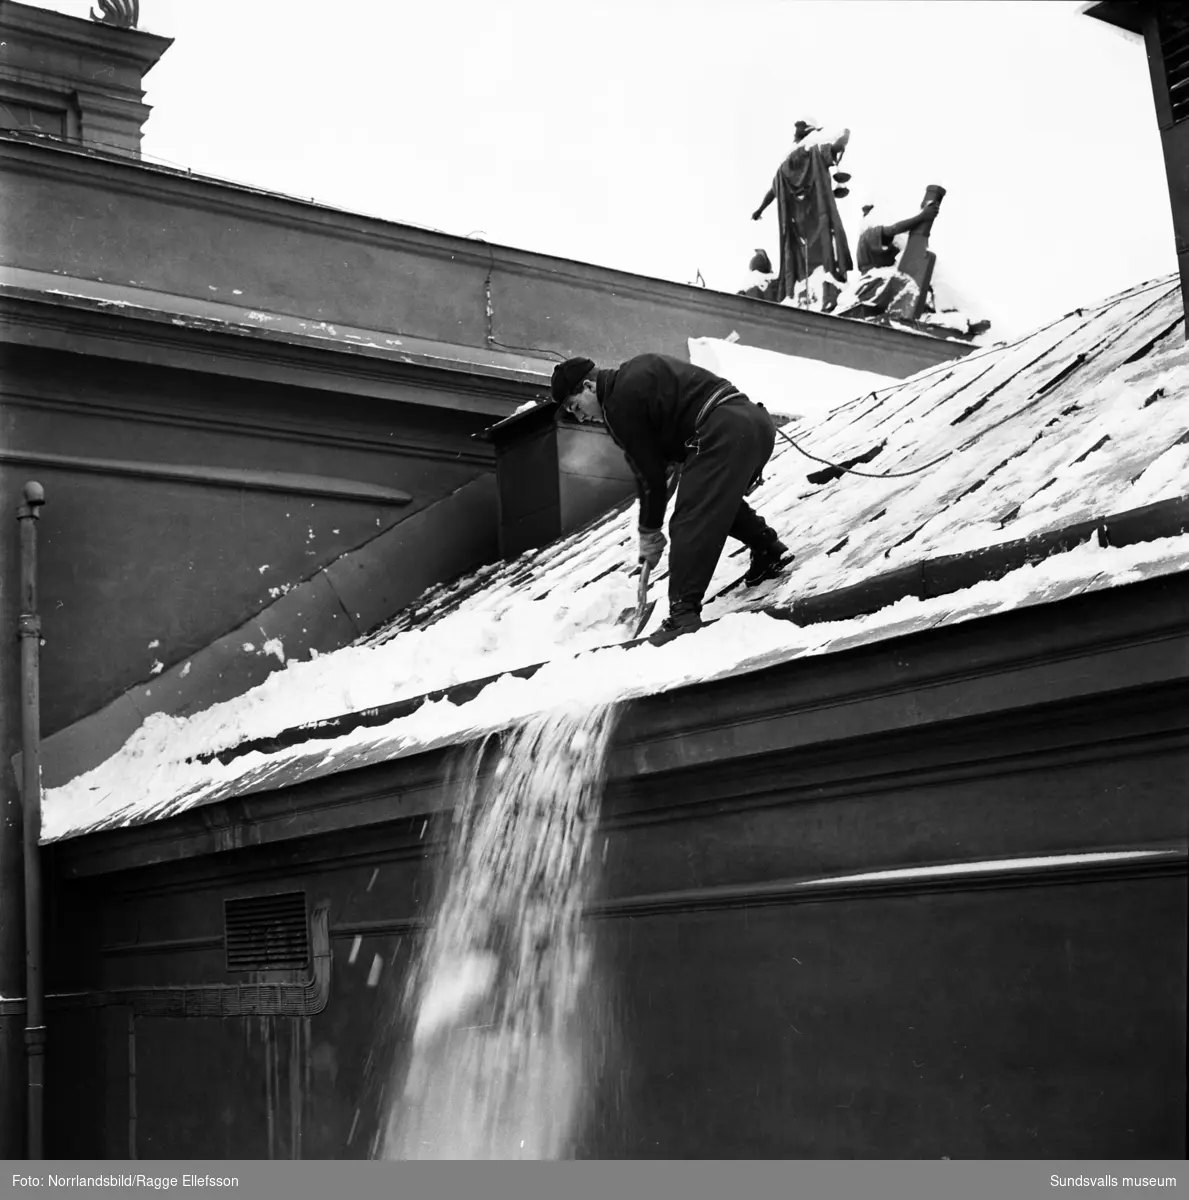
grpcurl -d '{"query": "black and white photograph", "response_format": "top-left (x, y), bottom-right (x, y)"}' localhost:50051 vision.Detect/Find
top-left (0, 0), bottom-right (1185, 1185)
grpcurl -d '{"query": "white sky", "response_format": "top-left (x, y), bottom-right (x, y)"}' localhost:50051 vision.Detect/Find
top-left (35, 0), bottom-right (1174, 341)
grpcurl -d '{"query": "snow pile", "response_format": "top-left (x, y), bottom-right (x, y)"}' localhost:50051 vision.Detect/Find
top-left (829, 265), bottom-right (992, 343)
top-left (40, 276), bottom-right (1189, 842)
top-left (777, 266), bottom-right (848, 314)
top-left (688, 336), bottom-right (900, 423)
top-left (740, 269), bottom-right (776, 293)
top-left (41, 535), bottom-right (1189, 842)
top-left (46, 568), bottom-right (638, 806)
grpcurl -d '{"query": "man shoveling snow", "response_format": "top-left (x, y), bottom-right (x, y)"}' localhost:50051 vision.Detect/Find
top-left (548, 354), bottom-right (793, 645)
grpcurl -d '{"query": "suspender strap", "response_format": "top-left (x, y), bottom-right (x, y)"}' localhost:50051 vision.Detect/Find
top-left (694, 383), bottom-right (746, 430)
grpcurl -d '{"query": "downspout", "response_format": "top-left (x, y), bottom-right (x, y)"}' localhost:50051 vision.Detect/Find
top-left (16, 481), bottom-right (46, 1160)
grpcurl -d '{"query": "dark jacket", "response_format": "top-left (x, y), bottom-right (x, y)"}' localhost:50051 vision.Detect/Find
top-left (596, 353), bottom-right (734, 530)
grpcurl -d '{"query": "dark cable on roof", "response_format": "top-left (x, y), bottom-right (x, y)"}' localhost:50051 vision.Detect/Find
top-left (775, 275), bottom-right (1182, 482)
top-left (824, 275), bottom-right (1178, 411)
top-left (773, 414), bottom-right (953, 479)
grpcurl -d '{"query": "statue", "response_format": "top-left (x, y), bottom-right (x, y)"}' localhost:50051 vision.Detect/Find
top-left (91, 0), bottom-right (139, 29)
top-left (751, 119), bottom-right (854, 309)
top-left (838, 185), bottom-right (944, 321)
top-left (737, 248), bottom-right (779, 302)
top-left (854, 198), bottom-right (939, 274)
top-left (836, 185), bottom-right (990, 339)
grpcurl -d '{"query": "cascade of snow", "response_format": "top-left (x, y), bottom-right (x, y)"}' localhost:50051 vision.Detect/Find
top-left (378, 701), bottom-right (619, 1160)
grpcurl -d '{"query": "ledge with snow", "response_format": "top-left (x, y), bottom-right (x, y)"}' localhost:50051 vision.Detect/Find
top-left (44, 275), bottom-right (1189, 853)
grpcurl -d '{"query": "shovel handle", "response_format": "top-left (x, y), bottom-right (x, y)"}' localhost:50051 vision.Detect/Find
top-left (637, 561), bottom-right (652, 607)
top-left (631, 560), bottom-right (657, 637)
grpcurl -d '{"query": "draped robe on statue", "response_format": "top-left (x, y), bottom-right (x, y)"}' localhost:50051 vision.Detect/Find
top-left (769, 135), bottom-right (853, 303)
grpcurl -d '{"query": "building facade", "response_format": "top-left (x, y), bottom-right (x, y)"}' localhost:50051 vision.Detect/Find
top-left (0, 3), bottom-right (967, 1156)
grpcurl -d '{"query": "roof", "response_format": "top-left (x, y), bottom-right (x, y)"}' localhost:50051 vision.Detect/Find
top-left (1080, 2), bottom-right (1146, 38)
top-left (41, 276), bottom-right (1189, 843)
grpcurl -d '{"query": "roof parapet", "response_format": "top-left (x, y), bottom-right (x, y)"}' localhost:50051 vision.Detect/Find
top-left (0, 0), bottom-right (171, 157)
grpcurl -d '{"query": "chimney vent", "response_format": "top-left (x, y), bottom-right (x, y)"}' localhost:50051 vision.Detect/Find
top-left (478, 403), bottom-right (636, 560)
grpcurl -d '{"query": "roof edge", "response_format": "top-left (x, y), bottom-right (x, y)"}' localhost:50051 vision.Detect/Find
top-left (184, 491), bottom-right (1189, 776)
top-left (0, 137), bottom-right (971, 366)
top-left (0, 0), bottom-right (174, 66)
top-left (1080, 1), bottom-right (1146, 36)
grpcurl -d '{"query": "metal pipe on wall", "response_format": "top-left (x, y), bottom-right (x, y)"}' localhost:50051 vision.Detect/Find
top-left (127, 1010), bottom-right (137, 1159)
top-left (17, 481), bottom-right (46, 1160)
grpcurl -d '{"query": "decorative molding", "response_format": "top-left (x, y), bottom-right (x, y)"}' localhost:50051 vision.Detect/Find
top-left (0, 905), bottom-right (331, 1018)
top-left (0, 448), bottom-right (414, 505)
top-left (0, 280), bottom-right (548, 389)
top-left (102, 934), bottom-right (223, 958)
top-left (601, 706), bottom-right (1189, 833)
top-left (0, 295), bottom-right (543, 420)
top-left (62, 683), bottom-right (1184, 892)
top-left (329, 917), bottom-right (424, 939)
top-left (587, 848), bottom-right (1188, 920)
top-left (74, 853), bottom-right (1189, 973)
top-left (0, 384), bottom-right (496, 471)
top-left (0, 1), bottom-right (172, 68)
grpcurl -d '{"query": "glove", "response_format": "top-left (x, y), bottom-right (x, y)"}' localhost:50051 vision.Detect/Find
top-left (751, 210), bottom-right (764, 222)
top-left (638, 526), bottom-right (667, 569)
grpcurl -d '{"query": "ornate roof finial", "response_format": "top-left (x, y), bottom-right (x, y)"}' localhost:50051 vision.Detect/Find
top-left (90, 0), bottom-right (139, 29)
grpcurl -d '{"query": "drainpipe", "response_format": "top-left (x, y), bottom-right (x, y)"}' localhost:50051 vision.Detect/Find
top-left (17, 481), bottom-right (46, 1160)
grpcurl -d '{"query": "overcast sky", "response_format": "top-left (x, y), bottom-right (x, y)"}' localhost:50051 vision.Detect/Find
top-left (37, 0), bottom-right (1175, 340)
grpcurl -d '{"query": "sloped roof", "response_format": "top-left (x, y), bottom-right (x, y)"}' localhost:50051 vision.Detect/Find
top-left (42, 276), bottom-right (1189, 842)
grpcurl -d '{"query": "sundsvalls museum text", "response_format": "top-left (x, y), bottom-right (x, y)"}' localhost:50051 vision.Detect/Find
top-left (1050, 1177), bottom-right (1179, 1189)
top-left (12, 1176), bottom-right (238, 1190)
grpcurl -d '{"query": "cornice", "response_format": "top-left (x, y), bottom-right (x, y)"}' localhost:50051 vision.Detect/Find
top-left (0, 448), bottom-right (414, 506)
top-left (0, 384), bottom-right (495, 469)
top-left (0, 3), bottom-right (173, 70)
top-left (50, 572), bottom-right (1189, 880)
top-left (588, 847), bottom-right (1188, 920)
top-left (0, 138), bottom-right (968, 368)
top-left (0, 292), bottom-right (544, 416)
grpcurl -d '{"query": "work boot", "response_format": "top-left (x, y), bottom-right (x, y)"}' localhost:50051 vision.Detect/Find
top-left (744, 534), bottom-right (793, 587)
top-left (648, 602), bottom-right (703, 647)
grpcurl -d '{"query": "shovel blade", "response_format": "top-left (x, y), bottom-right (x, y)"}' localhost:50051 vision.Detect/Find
top-left (632, 599), bottom-right (658, 638)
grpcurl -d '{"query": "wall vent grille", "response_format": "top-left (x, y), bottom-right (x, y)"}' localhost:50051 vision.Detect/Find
top-left (1160, 8), bottom-right (1189, 124)
top-left (224, 892), bottom-right (309, 972)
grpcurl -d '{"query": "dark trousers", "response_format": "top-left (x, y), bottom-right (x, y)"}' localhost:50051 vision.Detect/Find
top-left (668, 398), bottom-right (777, 611)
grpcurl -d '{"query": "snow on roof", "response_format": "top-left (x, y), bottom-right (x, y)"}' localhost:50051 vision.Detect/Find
top-left (688, 336), bottom-right (898, 422)
top-left (42, 276), bottom-right (1189, 843)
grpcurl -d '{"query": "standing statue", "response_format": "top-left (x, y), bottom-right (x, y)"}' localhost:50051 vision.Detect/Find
top-left (751, 119), bottom-right (853, 306)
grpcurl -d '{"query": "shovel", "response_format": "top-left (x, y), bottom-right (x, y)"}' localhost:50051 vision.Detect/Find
top-left (617, 561), bottom-right (657, 638)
